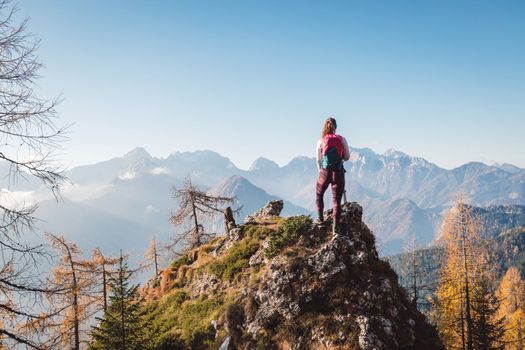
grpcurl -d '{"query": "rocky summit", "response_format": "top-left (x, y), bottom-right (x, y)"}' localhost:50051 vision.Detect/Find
top-left (142, 202), bottom-right (443, 349)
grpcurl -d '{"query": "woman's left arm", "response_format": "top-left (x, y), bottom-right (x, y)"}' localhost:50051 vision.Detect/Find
top-left (342, 137), bottom-right (350, 161)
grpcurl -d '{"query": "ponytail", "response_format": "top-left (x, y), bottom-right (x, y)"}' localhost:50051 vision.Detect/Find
top-left (322, 117), bottom-right (337, 137)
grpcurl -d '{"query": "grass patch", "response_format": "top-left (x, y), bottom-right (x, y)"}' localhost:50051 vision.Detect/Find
top-left (206, 234), bottom-right (260, 281)
top-left (265, 215), bottom-right (312, 257)
top-left (243, 224), bottom-right (274, 239)
top-left (171, 254), bottom-right (190, 271)
top-left (164, 289), bottom-right (188, 307)
top-left (146, 294), bottom-right (232, 350)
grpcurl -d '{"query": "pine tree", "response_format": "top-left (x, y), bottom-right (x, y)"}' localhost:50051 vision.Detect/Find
top-left (89, 254), bottom-right (150, 350)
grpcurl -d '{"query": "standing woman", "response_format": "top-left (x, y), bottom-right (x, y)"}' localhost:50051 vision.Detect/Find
top-left (315, 118), bottom-right (350, 234)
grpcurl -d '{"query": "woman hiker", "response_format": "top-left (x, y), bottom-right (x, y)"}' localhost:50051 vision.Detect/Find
top-left (315, 117), bottom-right (350, 234)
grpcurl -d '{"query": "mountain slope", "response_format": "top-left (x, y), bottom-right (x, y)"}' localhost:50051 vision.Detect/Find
top-left (142, 202), bottom-right (443, 349)
top-left (207, 175), bottom-right (310, 221)
top-left (35, 198), bottom-right (155, 255)
top-left (366, 198), bottom-right (441, 254)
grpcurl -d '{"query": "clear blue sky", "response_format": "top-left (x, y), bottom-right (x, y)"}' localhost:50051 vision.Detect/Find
top-left (20, 0), bottom-right (525, 169)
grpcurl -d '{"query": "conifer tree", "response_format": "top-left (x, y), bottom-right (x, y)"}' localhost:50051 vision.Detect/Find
top-left (471, 277), bottom-right (505, 350)
top-left (496, 266), bottom-right (525, 350)
top-left (89, 254), bottom-right (149, 350)
top-left (92, 248), bottom-right (119, 314)
top-left (0, 0), bottom-right (67, 346)
top-left (169, 176), bottom-right (235, 251)
top-left (47, 234), bottom-right (99, 350)
top-left (432, 199), bottom-right (504, 350)
top-left (144, 237), bottom-right (161, 277)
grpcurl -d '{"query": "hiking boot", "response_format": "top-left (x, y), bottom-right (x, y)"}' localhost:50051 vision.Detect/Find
top-left (332, 222), bottom-right (340, 235)
top-left (314, 218), bottom-right (326, 227)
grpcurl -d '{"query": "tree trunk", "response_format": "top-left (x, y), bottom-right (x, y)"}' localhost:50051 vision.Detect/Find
top-left (190, 192), bottom-right (200, 247)
top-left (119, 253), bottom-right (126, 350)
top-left (64, 244), bottom-right (80, 350)
top-left (460, 289), bottom-right (466, 350)
top-left (460, 210), bottom-right (473, 350)
top-left (224, 206), bottom-right (236, 234)
top-left (412, 245), bottom-right (417, 305)
top-left (153, 243), bottom-right (159, 276)
top-left (102, 261), bottom-right (108, 314)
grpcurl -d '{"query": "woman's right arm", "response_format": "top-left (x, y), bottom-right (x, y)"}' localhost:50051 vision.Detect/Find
top-left (316, 139), bottom-right (322, 171)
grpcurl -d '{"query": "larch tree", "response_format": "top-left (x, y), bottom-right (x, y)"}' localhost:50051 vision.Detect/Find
top-left (432, 199), bottom-right (504, 350)
top-left (145, 236), bottom-right (161, 277)
top-left (401, 231), bottom-right (429, 309)
top-left (92, 248), bottom-right (119, 314)
top-left (46, 234), bottom-right (99, 350)
top-left (496, 266), bottom-right (525, 350)
top-left (169, 177), bottom-right (235, 251)
top-left (0, 0), bottom-right (67, 347)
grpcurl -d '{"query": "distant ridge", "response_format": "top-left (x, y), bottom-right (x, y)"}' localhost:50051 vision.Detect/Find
top-left (9, 146), bottom-right (524, 256)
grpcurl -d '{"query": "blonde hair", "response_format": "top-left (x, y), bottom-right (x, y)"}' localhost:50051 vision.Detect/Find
top-left (322, 117), bottom-right (337, 137)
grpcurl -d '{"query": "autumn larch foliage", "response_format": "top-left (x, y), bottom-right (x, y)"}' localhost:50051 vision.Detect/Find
top-left (169, 176), bottom-right (236, 251)
top-left (496, 266), bottom-right (525, 350)
top-left (432, 199), bottom-right (504, 350)
top-left (46, 234), bottom-right (100, 350)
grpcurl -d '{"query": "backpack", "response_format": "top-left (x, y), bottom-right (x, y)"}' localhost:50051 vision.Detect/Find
top-left (321, 134), bottom-right (344, 171)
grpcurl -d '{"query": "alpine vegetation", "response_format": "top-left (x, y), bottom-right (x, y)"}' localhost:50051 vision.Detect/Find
top-left (140, 201), bottom-right (443, 349)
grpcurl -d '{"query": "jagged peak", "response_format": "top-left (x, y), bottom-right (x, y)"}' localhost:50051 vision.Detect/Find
top-left (211, 175), bottom-right (251, 190)
top-left (123, 147), bottom-right (151, 160)
top-left (284, 155), bottom-right (316, 168)
top-left (383, 148), bottom-right (409, 158)
top-left (249, 157), bottom-right (279, 171)
top-left (492, 162), bottom-right (524, 174)
top-left (167, 149), bottom-right (237, 167)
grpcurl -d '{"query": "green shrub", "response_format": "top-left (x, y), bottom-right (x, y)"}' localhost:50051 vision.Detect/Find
top-left (243, 224), bottom-right (274, 238)
top-left (265, 215), bottom-right (312, 257)
top-left (155, 334), bottom-right (185, 350)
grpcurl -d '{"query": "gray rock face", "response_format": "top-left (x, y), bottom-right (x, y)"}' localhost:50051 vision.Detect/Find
top-left (189, 273), bottom-right (221, 298)
top-left (234, 203), bottom-right (443, 349)
top-left (244, 200), bottom-right (284, 222)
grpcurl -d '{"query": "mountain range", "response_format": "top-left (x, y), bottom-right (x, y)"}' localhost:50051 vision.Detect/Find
top-left (3, 146), bottom-right (524, 256)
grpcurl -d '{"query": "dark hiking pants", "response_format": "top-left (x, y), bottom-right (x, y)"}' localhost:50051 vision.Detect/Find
top-left (316, 168), bottom-right (345, 225)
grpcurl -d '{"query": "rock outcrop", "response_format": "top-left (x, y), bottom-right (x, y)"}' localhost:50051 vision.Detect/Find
top-left (244, 199), bottom-right (284, 223)
top-left (142, 201), bottom-right (444, 350)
